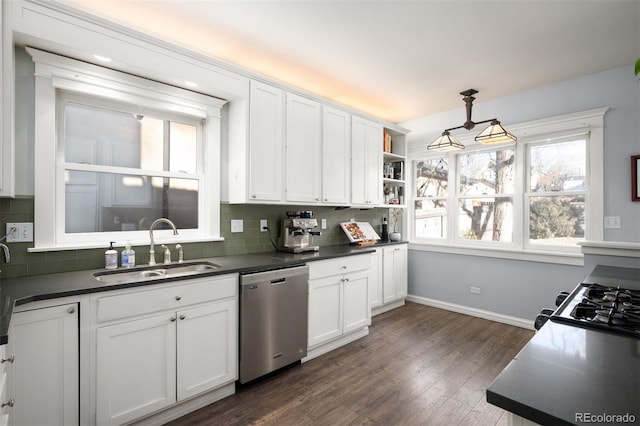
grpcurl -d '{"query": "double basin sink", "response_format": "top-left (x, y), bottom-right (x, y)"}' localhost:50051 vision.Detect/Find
top-left (93, 261), bottom-right (221, 285)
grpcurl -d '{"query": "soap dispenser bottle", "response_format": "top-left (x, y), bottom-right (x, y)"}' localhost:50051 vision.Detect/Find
top-left (121, 241), bottom-right (135, 268)
top-left (105, 242), bottom-right (118, 269)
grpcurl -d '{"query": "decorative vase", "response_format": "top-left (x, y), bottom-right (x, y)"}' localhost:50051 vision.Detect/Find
top-left (389, 232), bottom-right (401, 241)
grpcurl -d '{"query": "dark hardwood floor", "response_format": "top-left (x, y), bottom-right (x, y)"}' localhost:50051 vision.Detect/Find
top-left (167, 302), bottom-right (534, 426)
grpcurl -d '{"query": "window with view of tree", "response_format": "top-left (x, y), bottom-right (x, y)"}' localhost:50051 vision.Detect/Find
top-left (411, 109), bottom-right (603, 256)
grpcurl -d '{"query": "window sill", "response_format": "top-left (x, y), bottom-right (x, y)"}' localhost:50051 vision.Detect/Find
top-left (408, 242), bottom-right (584, 266)
top-left (27, 236), bottom-right (225, 252)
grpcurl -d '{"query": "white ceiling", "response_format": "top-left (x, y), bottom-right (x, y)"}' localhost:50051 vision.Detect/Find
top-left (64, 0), bottom-right (640, 123)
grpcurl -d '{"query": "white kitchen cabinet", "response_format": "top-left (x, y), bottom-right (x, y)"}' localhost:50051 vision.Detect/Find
top-left (322, 106), bottom-right (351, 204)
top-left (8, 303), bottom-right (79, 426)
top-left (351, 116), bottom-right (382, 206)
top-left (382, 244), bottom-right (408, 304)
top-left (92, 274), bottom-right (237, 425)
top-left (369, 248), bottom-right (383, 310)
top-left (307, 255), bottom-right (371, 355)
top-left (285, 93), bottom-right (322, 203)
top-left (248, 81), bottom-right (284, 202)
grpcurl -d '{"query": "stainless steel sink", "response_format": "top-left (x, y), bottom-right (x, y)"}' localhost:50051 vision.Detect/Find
top-left (93, 261), bottom-right (221, 284)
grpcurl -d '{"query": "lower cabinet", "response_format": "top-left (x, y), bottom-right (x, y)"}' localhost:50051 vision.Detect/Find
top-left (383, 245), bottom-right (408, 304)
top-left (92, 274), bottom-right (238, 425)
top-left (7, 302), bottom-right (79, 426)
top-left (307, 254), bottom-right (371, 356)
top-left (371, 244), bottom-right (408, 315)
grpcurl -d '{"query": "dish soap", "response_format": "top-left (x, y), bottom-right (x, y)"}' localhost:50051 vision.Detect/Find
top-left (121, 241), bottom-right (135, 268)
top-left (105, 242), bottom-right (118, 269)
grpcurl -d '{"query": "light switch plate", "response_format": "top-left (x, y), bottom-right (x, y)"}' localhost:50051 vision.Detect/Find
top-left (6, 223), bottom-right (34, 242)
top-left (231, 219), bottom-right (243, 233)
top-left (321, 219), bottom-right (327, 229)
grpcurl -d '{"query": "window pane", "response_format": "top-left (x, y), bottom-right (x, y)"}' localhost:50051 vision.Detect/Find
top-left (416, 158), bottom-right (448, 197)
top-left (65, 102), bottom-right (197, 173)
top-left (458, 197), bottom-right (513, 242)
top-left (529, 195), bottom-right (585, 246)
top-left (415, 199), bottom-right (447, 238)
top-left (529, 139), bottom-right (586, 192)
top-left (459, 149), bottom-right (515, 196)
top-left (65, 171), bottom-right (198, 233)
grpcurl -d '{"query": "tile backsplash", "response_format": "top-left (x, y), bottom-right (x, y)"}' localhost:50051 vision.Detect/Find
top-left (0, 197), bottom-right (391, 278)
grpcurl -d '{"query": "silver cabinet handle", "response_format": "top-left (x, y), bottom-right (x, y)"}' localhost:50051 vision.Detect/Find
top-left (1, 399), bottom-right (14, 408)
top-left (67, 306), bottom-right (75, 314)
top-left (170, 316), bottom-right (177, 322)
top-left (344, 277), bottom-right (350, 282)
top-left (1, 355), bottom-right (14, 364)
top-left (179, 315), bottom-right (186, 320)
top-left (175, 296), bottom-right (182, 301)
top-left (341, 266), bottom-right (347, 269)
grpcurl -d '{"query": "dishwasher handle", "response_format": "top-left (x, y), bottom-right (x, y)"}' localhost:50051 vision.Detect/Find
top-left (240, 264), bottom-right (309, 286)
top-left (271, 277), bottom-right (287, 285)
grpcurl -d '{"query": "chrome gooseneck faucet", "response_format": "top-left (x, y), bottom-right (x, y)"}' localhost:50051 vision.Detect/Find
top-left (0, 243), bottom-right (11, 264)
top-left (148, 218), bottom-right (178, 266)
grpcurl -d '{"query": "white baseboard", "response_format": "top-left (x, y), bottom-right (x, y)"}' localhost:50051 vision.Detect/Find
top-left (406, 295), bottom-right (535, 330)
top-left (372, 299), bottom-right (405, 316)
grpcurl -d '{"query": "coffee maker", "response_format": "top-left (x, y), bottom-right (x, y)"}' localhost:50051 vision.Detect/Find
top-left (278, 218), bottom-right (321, 253)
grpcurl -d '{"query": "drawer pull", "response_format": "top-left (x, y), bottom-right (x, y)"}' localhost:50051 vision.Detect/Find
top-left (170, 316), bottom-right (177, 322)
top-left (0, 355), bottom-right (14, 364)
top-left (175, 296), bottom-right (182, 301)
top-left (179, 315), bottom-right (186, 320)
top-left (341, 266), bottom-right (347, 269)
top-left (1, 398), bottom-right (14, 408)
top-left (67, 306), bottom-right (75, 314)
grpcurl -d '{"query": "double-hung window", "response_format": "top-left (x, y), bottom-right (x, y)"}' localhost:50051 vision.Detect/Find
top-left (412, 108), bottom-right (605, 259)
top-left (29, 47), bottom-right (226, 250)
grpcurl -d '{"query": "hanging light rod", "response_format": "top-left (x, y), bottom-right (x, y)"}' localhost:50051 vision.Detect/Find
top-left (427, 89), bottom-right (517, 152)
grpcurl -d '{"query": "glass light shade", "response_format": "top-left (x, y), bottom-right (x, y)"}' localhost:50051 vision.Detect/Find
top-left (475, 120), bottom-right (517, 145)
top-left (427, 131), bottom-right (465, 152)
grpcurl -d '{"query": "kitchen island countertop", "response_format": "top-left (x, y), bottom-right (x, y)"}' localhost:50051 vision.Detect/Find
top-left (486, 267), bottom-right (640, 425)
top-left (0, 241), bottom-right (407, 344)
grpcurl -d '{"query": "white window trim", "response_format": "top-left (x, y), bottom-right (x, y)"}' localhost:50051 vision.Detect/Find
top-left (409, 107), bottom-right (607, 265)
top-left (27, 47), bottom-right (227, 251)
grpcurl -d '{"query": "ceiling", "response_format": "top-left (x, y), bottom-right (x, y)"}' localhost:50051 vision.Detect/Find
top-left (63, 0), bottom-right (640, 123)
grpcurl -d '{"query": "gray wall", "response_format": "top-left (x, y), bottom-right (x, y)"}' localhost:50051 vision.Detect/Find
top-left (401, 64), bottom-right (640, 321)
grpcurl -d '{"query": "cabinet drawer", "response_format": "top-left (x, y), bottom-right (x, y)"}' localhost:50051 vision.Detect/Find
top-left (96, 274), bottom-right (237, 323)
top-left (308, 254), bottom-right (371, 280)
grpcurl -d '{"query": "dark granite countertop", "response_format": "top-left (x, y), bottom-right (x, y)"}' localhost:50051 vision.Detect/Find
top-left (0, 241), bottom-right (407, 345)
top-left (487, 266), bottom-right (640, 425)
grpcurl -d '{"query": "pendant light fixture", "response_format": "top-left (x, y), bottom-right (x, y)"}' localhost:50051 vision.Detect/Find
top-left (427, 89), bottom-right (517, 152)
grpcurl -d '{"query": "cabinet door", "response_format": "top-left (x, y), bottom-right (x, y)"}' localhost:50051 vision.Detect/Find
top-left (322, 106), bottom-right (351, 204)
top-left (343, 270), bottom-right (371, 333)
top-left (308, 276), bottom-right (343, 347)
top-left (383, 245), bottom-right (408, 303)
top-left (351, 116), bottom-right (382, 206)
top-left (176, 300), bottom-right (237, 400)
top-left (369, 249), bottom-right (383, 309)
top-left (393, 245), bottom-right (408, 299)
top-left (11, 303), bottom-right (79, 426)
top-left (248, 81), bottom-right (284, 201)
top-left (96, 314), bottom-right (176, 426)
top-left (285, 93), bottom-right (322, 203)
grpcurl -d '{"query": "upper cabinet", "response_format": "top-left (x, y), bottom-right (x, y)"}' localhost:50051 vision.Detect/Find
top-left (322, 106), bottom-right (351, 205)
top-left (382, 127), bottom-right (407, 207)
top-left (224, 79), bottom-right (409, 207)
top-left (285, 93), bottom-right (322, 203)
top-left (247, 81), bottom-right (285, 202)
top-left (352, 116), bottom-right (382, 206)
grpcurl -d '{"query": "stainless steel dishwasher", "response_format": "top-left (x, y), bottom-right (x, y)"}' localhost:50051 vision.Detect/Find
top-left (239, 264), bottom-right (309, 384)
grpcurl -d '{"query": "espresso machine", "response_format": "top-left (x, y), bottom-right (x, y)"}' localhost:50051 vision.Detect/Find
top-left (278, 217), bottom-right (321, 253)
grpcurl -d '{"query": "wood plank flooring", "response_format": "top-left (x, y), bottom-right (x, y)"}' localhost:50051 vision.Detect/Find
top-left (167, 302), bottom-right (534, 426)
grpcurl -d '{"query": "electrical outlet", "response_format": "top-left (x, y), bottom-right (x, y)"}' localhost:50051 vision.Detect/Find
top-left (321, 219), bottom-right (327, 229)
top-left (469, 286), bottom-right (481, 295)
top-left (231, 219), bottom-right (243, 233)
top-left (6, 223), bottom-right (34, 242)
top-left (604, 216), bottom-right (621, 229)
top-left (260, 219), bottom-right (268, 232)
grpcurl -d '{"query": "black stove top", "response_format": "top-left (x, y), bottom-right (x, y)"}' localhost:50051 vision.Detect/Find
top-left (548, 266), bottom-right (640, 339)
